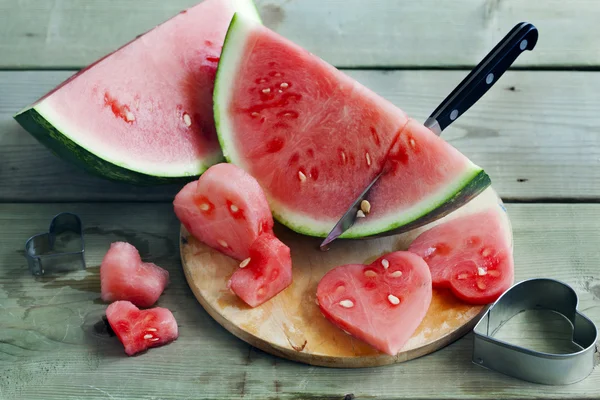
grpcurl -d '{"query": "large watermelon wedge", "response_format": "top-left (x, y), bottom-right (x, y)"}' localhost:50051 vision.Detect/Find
top-left (14, 0), bottom-right (261, 184)
top-left (214, 15), bottom-right (490, 238)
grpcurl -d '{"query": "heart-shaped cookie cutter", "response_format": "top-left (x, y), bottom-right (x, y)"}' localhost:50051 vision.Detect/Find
top-left (25, 212), bottom-right (86, 276)
top-left (473, 278), bottom-right (598, 385)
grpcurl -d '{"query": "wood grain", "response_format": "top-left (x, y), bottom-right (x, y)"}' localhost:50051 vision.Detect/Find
top-left (1, 0), bottom-right (599, 68)
top-left (0, 202), bottom-right (598, 399)
top-left (3, 70), bottom-right (600, 202)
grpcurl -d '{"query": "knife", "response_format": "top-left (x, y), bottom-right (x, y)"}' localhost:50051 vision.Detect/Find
top-left (320, 22), bottom-right (538, 250)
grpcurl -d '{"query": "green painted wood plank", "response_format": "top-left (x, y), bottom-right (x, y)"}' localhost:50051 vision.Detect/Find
top-left (1, 0), bottom-right (599, 69)
top-left (0, 203), bottom-right (599, 399)
top-left (2, 70), bottom-right (600, 202)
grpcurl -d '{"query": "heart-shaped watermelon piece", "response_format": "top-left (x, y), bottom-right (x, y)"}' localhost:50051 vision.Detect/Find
top-left (408, 208), bottom-right (514, 305)
top-left (100, 242), bottom-right (169, 308)
top-left (106, 300), bottom-right (178, 356)
top-left (316, 252), bottom-right (432, 355)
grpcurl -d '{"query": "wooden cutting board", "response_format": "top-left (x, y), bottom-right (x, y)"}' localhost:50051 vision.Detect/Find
top-left (180, 187), bottom-right (512, 367)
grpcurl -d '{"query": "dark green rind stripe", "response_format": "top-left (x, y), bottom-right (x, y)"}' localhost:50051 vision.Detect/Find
top-left (342, 169), bottom-right (492, 239)
top-left (14, 108), bottom-right (195, 186)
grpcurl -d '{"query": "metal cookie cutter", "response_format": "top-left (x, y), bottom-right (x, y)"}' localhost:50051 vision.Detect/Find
top-left (25, 212), bottom-right (86, 276)
top-left (473, 278), bottom-right (598, 385)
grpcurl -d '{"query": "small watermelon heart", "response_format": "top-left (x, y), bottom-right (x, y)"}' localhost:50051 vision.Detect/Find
top-left (316, 251), bottom-right (432, 355)
top-left (106, 301), bottom-right (178, 356)
top-left (408, 208), bottom-right (514, 305)
top-left (100, 242), bottom-right (169, 308)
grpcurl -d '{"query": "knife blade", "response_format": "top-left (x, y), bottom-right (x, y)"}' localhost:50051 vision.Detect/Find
top-left (320, 22), bottom-right (538, 250)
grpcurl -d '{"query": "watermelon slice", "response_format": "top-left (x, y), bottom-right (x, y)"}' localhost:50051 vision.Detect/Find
top-left (408, 208), bottom-right (514, 305)
top-left (14, 0), bottom-right (261, 184)
top-left (173, 162), bottom-right (274, 261)
top-left (316, 252), bottom-right (432, 356)
top-left (100, 242), bottom-right (169, 308)
top-left (106, 301), bottom-right (178, 356)
top-left (228, 233), bottom-right (293, 307)
top-left (214, 15), bottom-right (490, 237)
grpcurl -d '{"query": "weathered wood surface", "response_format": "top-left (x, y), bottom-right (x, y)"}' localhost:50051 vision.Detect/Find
top-left (3, 69), bottom-right (600, 202)
top-left (1, 0), bottom-right (599, 68)
top-left (0, 203), bottom-right (599, 399)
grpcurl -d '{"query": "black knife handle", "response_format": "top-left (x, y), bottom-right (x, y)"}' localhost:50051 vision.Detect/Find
top-left (424, 22), bottom-right (538, 135)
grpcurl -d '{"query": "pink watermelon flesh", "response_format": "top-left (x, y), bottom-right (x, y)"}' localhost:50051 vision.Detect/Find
top-left (29, 0), bottom-right (254, 177)
top-left (316, 252), bottom-right (432, 355)
top-left (215, 16), bottom-right (486, 237)
top-left (408, 208), bottom-right (514, 305)
top-left (228, 233), bottom-right (293, 307)
top-left (106, 300), bottom-right (178, 356)
top-left (100, 242), bottom-right (169, 308)
top-left (173, 162), bottom-right (274, 260)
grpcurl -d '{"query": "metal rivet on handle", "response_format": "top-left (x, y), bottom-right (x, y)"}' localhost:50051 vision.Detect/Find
top-left (486, 73), bottom-right (494, 84)
top-left (450, 109), bottom-right (459, 120)
top-left (520, 39), bottom-right (528, 50)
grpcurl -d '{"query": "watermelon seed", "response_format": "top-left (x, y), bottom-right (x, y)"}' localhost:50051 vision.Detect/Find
top-left (364, 270), bottom-right (377, 277)
top-left (339, 299), bottom-right (354, 308)
top-left (457, 273), bottom-right (469, 280)
top-left (251, 112), bottom-right (260, 118)
top-left (274, 72), bottom-right (282, 77)
top-left (218, 239), bottom-right (229, 248)
top-left (198, 203), bottom-right (210, 211)
top-left (387, 294), bottom-right (400, 305)
top-left (230, 204), bottom-right (239, 213)
top-left (488, 270), bottom-right (501, 277)
top-left (278, 90), bottom-right (283, 93)
top-left (342, 330), bottom-right (351, 335)
top-left (280, 82), bottom-right (289, 88)
top-left (257, 287), bottom-right (265, 296)
top-left (477, 267), bottom-right (487, 276)
top-left (381, 259), bottom-right (390, 269)
top-left (150, 338), bottom-right (160, 342)
top-left (239, 257), bottom-right (251, 268)
top-left (262, 88), bottom-right (271, 94)
top-left (360, 200), bottom-right (371, 214)
top-left (477, 280), bottom-right (487, 290)
top-left (409, 138), bottom-right (416, 148)
top-left (365, 152), bottom-right (372, 166)
top-left (143, 334), bottom-right (153, 339)
top-left (146, 328), bottom-right (157, 332)
top-left (481, 248), bottom-right (491, 257)
top-left (356, 210), bottom-right (366, 218)
top-left (390, 271), bottom-right (403, 278)
top-left (125, 111), bottom-right (135, 122)
top-left (183, 113), bottom-right (192, 127)
top-left (298, 170), bottom-right (307, 182)
top-left (341, 151), bottom-right (347, 163)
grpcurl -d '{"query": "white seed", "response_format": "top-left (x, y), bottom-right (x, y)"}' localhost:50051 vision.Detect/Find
top-left (390, 271), bottom-right (403, 278)
top-left (388, 294), bottom-right (400, 305)
top-left (342, 330), bottom-right (351, 335)
top-left (280, 82), bottom-right (289, 88)
top-left (298, 170), bottom-right (307, 182)
top-left (477, 267), bottom-right (487, 276)
top-left (341, 151), bottom-right (347, 163)
top-left (230, 204), bottom-right (239, 213)
top-left (251, 112), bottom-right (260, 118)
top-left (481, 248), bottom-right (491, 257)
top-left (125, 111), bottom-right (135, 122)
top-left (457, 273), bottom-right (469, 280)
top-left (257, 287), bottom-right (265, 296)
top-left (218, 239), bottom-right (229, 248)
top-left (409, 138), bottom-right (416, 148)
top-left (278, 90), bottom-right (283, 93)
top-left (198, 203), bottom-right (210, 211)
top-left (360, 200), bottom-right (371, 214)
top-left (488, 270), bottom-right (501, 277)
top-left (364, 270), bottom-right (377, 278)
top-left (262, 88), bottom-right (271, 93)
top-left (183, 113), bottom-right (192, 127)
top-left (356, 210), bottom-right (366, 218)
top-left (150, 338), bottom-right (160, 342)
top-left (365, 152), bottom-right (372, 166)
top-left (258, 78), bottom-right (266, 83)
top-left (339, 299), bottom-right (354, 308)
top-left (274, 73), bottom-right (282, 77)
top-left (143, 334), bottom-right (153, 339)
top-left (239, 257), bottom-right (251, 268)
top-left (477, 281), bottom-right (487, 290)
top-left (146, 328), bottom-right (157, 332)
top-left (381, 259), bottom-right (390, 269)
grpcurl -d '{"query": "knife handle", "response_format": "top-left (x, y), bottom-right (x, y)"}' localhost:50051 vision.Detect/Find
top-left (424, 22), bottom-right (538, 135)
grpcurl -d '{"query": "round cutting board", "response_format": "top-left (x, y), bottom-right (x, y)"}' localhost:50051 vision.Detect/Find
top-left (180, 187), bottom-right (512, 367)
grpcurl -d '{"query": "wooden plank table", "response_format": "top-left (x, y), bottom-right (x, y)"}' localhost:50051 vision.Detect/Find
top-left (1, 1), bottom-right (599, 398)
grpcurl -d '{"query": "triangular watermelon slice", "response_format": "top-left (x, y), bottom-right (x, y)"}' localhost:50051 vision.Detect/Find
top-left (214, 15), bottom-right (490, 238)
top-left (14, 0), bottom-right (261, 184)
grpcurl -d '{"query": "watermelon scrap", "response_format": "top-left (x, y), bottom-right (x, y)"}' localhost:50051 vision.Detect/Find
top-left (14, 0), bottom-right (261, 184)
top-left (408, 208), bottom-right (514, 305)
top-left (100, 242), bottom-right (169, 308)
top-left (214, 15), bottom-right (490, 238)
top-left (316, 252), bottom-right (432, 355)
top-left (106, 301), bottom-right (178, 356)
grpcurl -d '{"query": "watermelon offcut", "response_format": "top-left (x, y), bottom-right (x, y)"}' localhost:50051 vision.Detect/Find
top-left (14, 0), bottom-right (261, 184)
top-left (214, 15), bottom-right (490, 238)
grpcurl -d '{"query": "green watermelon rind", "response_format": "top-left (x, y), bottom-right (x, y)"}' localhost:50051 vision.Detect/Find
top-left (13, 0), bottom-right (262, 185)
top-left (214, 14), bottom-right (492, 238)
